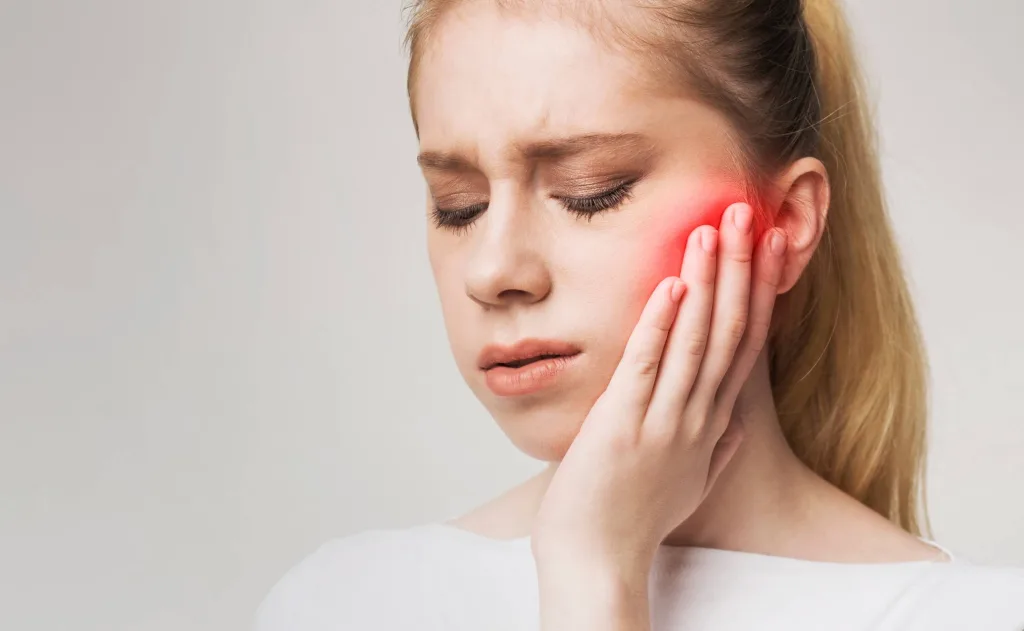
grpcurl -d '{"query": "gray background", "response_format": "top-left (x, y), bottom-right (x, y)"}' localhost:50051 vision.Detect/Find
top-left (1, 1), bottom-right (1021, 630)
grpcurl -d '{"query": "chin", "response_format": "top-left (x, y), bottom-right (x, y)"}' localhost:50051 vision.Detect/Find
top-left (487, 394), bottom-right (594, 462)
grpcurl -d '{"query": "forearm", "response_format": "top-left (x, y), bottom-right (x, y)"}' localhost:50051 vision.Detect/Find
top-left (536, 560), bottom-right (651, 631)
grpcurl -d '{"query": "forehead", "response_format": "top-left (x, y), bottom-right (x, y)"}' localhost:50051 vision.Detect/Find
top-left (411, 3), bottom-right (666, 162)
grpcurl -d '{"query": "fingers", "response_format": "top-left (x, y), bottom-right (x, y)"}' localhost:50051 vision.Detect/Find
top-left (644, 225), bottom-right (719, 432)
top-left (716, 227), bottom-right (788, 406)
top-left (702, 417), bottom-right (745, 501)
top-left (688, 204), bottom-right (755, 412)
top-left (604, 275), bottom-right (686, 416)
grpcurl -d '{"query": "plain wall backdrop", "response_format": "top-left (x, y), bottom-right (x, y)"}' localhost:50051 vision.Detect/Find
top-left (1, 1), bottom-right (1022, 629)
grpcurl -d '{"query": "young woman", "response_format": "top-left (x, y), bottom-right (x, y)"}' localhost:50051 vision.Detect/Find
top-left (254, 0), bottom-right (1024, 629)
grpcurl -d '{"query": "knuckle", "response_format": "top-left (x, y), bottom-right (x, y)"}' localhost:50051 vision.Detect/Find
top-left (677, 417), bottom-right (706, 447)
top-left (686, 397), bottom-right (715, 427)
top-left (698, 269), bottom-right (717, 286)
top-left (631, 352), bottom-right (661, 377)
top-left (726, 318), bottom-right (748, 346)
top-left (644, 418), bottom-right (679, 447)
top-left (685, 331), bottom-right (709, 357)
top-left (746, 321), bottom-right (771, 353)
top-left (730, 250), bottom-right (753, 264)
top-left (650, 317), bottom-right (674, 335)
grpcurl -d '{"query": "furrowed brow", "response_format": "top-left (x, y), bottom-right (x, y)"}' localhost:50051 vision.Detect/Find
top-left (516, 133), bottom-right (656, 162)
top-left (416, 133), bottom-right (656, 172)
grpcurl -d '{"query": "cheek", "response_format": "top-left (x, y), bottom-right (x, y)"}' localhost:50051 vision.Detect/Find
top-left (426, 241), bottom-right (475, 356)
top-left (586, 190), bottom-right (752, 363)
top-left (633, 191), bottom-right (744, 294)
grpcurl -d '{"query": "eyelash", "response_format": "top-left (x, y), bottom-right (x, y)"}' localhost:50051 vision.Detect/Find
top-left (430, 180), bottom-right (637, 235)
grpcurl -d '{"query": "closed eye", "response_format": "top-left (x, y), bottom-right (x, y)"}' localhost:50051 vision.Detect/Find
top-left (553, 178), bottom-right (638, 220)
top-left (429, 178), bottom-right (639, 235)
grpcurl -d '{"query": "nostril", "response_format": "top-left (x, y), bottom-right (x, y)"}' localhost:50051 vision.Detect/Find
top-left (496, 288), bottom-right (536, 302)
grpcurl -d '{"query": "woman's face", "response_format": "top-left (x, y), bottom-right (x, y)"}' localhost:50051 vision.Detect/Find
top-left (414, 4), bottom-right (749, 461)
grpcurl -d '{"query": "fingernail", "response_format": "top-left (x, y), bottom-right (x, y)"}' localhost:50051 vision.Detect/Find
top-left (732, 204), bottom-right (753, 235)
top-left (670, 279), bottom-right (685, 302)
top-left (770, 230), bottom-right (788, 256)
top-left (701, 228), bottom-right (718, 254)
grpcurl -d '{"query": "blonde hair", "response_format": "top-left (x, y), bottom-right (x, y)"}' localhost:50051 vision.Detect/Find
top-left (404, 0), bottom-right (930, 535)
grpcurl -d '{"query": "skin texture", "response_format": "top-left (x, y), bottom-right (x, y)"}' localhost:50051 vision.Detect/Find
top-left (412, 4), bottom-right (942, 630)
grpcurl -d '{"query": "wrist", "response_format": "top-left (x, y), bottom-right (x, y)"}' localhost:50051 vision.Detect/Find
top-left (532, 540), bottom-right (651, 602)
top-left (532, 534), bottom-right (655, 586)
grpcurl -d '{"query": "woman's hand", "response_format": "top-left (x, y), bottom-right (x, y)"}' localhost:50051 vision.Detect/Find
top-left (531, 202), bottom-right (789, 631)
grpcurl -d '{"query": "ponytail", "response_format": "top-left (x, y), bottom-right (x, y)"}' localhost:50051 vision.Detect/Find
top-left (768, 0), bottom-right (930, 534)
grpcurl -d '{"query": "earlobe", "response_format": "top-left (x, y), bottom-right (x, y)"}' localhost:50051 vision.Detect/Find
top-left (769, 157), bottom-right (830, 294)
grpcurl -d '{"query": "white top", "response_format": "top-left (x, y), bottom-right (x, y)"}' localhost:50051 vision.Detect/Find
top-left (253, 523), bottom-right (1024, 631)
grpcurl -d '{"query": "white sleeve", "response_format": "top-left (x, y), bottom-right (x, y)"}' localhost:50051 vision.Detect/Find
top-left (251, 539), bottom-right (358, 631)
top-left (900, 563), bottom-right (1024, 631)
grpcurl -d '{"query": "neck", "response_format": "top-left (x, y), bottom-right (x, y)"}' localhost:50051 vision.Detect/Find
top-left (660, 350), bottom-right (823, 550)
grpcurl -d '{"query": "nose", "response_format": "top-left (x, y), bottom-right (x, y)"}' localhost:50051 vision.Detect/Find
top-left (463, 193), bottom-right (552, 309)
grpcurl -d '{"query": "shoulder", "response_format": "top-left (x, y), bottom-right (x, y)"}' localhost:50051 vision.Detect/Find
top-left (930, 561), bottom-right (1024, 604)
top-left (251, 525), bottom-right (450, 631)
top-left (896, 561), bottom-right (1024, 630)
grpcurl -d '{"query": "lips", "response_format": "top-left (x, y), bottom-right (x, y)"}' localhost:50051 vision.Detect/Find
top-left (477, 339), bottom-right (582, 370)
top-left (478, 339), bottom-right (583, 397)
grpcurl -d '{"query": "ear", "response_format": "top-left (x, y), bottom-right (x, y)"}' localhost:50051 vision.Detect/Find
top-left (768, 157), bottom-right (830, 294)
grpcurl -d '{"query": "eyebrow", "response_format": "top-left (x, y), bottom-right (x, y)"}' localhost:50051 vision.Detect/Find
top-left (416, 132), bottom-right (657, 172)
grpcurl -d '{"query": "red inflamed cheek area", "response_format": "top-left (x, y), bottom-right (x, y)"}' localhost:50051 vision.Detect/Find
top-left (646, 190), bottom-right (773, 282)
